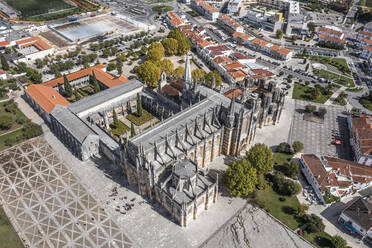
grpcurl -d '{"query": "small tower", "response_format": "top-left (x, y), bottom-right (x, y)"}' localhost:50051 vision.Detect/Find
top-left (227, 92), bottom-right (236, 127)
top-left (183, 53), bottom-right (193, 94)
top-left (158, 71), bottom-right (167, 93)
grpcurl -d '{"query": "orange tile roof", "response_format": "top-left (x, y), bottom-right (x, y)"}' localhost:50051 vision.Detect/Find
top-left (224, 88), bottom-right (243, 99)
top-left (224, 60), bottom-right (243, 70)
top-left (257, 40), bottom-right (269, 47)
top-left (16, 37), bottom-right (52, 51)
top-left (43, 64), bottom-right (128, 89)
top-left (227, 69), bottom-right (246, 80)
top-left (193, 0), bottom-right (218, 13)
top-left (363, 45), bottom-right (372, 52)
top-left (277, 47), bottom-right (292, 55)
top-left (218, 14), bottom-right (242, 29)
top-left (360, 30), bottom-right (372, 37)
top-left (25, 84), bottom-right (70, 114)
top-left (320, 34), bottom-right (345, 44)
top-left (0, 41), bottom-right (10, 47)
top-left (167, 11), bottom-right (184, 27)
top-left (232, 32), bottom-right (252, 41)
top-left (361, 37), bottom-right (372, 45)
top-left (318, 27), bottom-right (343, 37)
top-left (212, 56), bottom-right (232, 65)
top-left (251, 38), bottom-right (261, 45)
top-left (269, 45), bottom-right (280, 51)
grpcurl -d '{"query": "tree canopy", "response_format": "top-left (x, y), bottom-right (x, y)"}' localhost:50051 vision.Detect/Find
top-left (168, 28), bottom-right (191, 55)
top-left (191, 68), bottom-right (205, 83)
top-left (292, 141), bottom-right (304, 153)
top-left (162, 38), bottom-right (178, 55)
top-left (63, 75), bottom-right (73, 97)
top-left (223, 158), bottom-right (258, 197)
top-left (146, 42), bottom-right (165, 63)
top-left (247, 143), bottom-right (274, 175)
top-left (205, 70), bottom-right (222, 88)
top-left (160, 59), bottom-right (174, 77)
top-left (136, 61), bottom-right (161, 88)
top-left (174, 66), bottom-right (185, 79)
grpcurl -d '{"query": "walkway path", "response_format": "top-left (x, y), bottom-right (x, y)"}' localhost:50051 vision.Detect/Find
top-left (324, 86), bottom-right (346, 105)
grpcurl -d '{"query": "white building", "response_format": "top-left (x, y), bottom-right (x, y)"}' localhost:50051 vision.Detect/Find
top-left (226, 0), bottom-right (243, 14)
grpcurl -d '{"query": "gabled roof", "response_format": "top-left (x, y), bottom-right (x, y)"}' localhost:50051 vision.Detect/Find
top-left (342, 197), bottom-right (372, 231)
top-left (360, 30), bottom-right (372, 37)
top-left (361, 37), bottom-right (372, 45)
top-left (318, 27), bottom-right (343, 37)
top-left (16, 37), bottom-right (52, 51)
top-left (25, 84), bottom-right (70, 114)
top-left (320, 34), bottom-right (345, 44)
top-left (42, 64), bottom-right (128, 89)
top-left (0, 41), bottom-right (10, 47)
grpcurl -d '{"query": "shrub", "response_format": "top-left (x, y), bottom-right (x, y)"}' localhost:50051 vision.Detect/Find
top-left (292, 141), bottom-right (304, 153)
top-left (277, 142), bottom-right (291, 154)
top-left (0, 114), bottom-right (13, 130)
top-left (22, 123), bottom-right (42, 139)
top-left (4, 137), bottom-right (16, 147)
top-left (16, 116), bottom-right (28, 125)
top-left (306, 214), bottom-right (325, 233)
top-left (305, 104), bottom-right (316, 113)
top-left (279, 197), bottom-right (286, 202)
top-left (267, 173), bottom-right (302, 196)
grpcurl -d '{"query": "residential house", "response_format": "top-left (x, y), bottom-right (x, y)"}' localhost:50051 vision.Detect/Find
top-left (190, 0), bottom-right (219, 21)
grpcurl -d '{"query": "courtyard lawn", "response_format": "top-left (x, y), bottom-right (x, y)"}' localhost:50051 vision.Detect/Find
top-left (126, 110), bottom-right (154, 126)
top-left (109, 121), bottom-right (130, 138)
top-left (0, 206), bottom-right (23, 248)
top-left (292, 83), bottom-right (332, 104)
top-left (255, 187), bottom-right (302, 230)
top-left (273, 152), bottom-right (293, 166)
top-left (0, 129), bottom-right (24, 151)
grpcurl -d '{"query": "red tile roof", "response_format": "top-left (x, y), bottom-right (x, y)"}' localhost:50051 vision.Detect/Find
top-left (16, 37), bottom-right (52, 51)
top-left (232, 52), bottom-right (254, 60)
top-left (361, 37), bottom-right (372, 45)
top-left (193, 0), bottom-right (218, 13)
top-left (224, 88), bottom-right (243, 99)
top-left (167, 12), bottom-right (184, 27)
top-left (351, 115), bottom-right (372, 155)
top-left (319, 34), bottom-right (345, 44)
top-left (360, 30), bottom-right (372, 37)
top-left (224, 60), bottom-right (243, 70)
top-left (25, 84), bottom-right (69, 114)
top-left (43, 64), bottom-right (128, 89)
top-left (251, 69), bottom-right (275, 79)
top-left (232, 32), bottom-right (252, 41)
top-left (363, 46), bottom-right (372, 52)
top-left (318, 27), bottom-right (343, 37)
top-left (0, 41), bottom-right (10, 47)
top-left (218, 14), bottom-right (242, 30)
top-left (212, 56), bottom-right (232, 65)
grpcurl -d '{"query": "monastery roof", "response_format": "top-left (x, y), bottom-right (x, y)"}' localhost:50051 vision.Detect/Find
top-left (25, 84), bottom-right (70, 114)
top-left (42, 64), bottom-right (128, 89)
top-left (16, 37), bottom-right (52, 51)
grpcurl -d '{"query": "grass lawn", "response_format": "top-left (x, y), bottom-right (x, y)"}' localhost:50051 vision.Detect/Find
top-left (313, 69), bottom-right (354, 87)
top-left (359, 0), bottom-right (372, 7)
top-left (187, 10), bottom-right (201, 17)
top-left (255, 187), bottom-right (302, 230)
top-left (0, 129), bottom-right (24, 151)
top-left (0, 206), bottom-right (23, 248)
top-left (0, 101), bottom-right (28, 135)
top-left (303, 231), bottom-right (333, 248)
top-left (152, 5), bottom-right (173, 13)
top-left (292, 83), bottom-right (331, 104)
top-left (4, 0), bottom-right (74, 16)
top-left (333, 95), bottom-right (347, 106)
top-left (109, 121), bottom-right (130, 138)
top-left (346, 87), bottom-right (363, 92)
top-left (273, 152), bottom-right (293, 166)
top-left (126, 109), bottom-right (154, 126)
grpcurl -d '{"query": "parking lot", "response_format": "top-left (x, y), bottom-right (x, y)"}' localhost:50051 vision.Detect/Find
top-left (289, 100), bottom-right (352, 159)
top-left (0, 137), bottom-right (133, 248)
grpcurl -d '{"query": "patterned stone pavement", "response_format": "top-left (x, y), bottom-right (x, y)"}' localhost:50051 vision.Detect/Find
top-left (289, 100), bottom-right (351, 159)
top-left (0, 137), bottom-right (133, 248)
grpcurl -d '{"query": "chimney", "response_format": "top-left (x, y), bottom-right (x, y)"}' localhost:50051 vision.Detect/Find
top-left (52, 95), bottom-right (56, 99)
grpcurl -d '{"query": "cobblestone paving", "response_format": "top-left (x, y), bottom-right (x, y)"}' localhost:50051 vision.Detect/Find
top-left (290, 100), bottom-right (351, 159)
top-left (0, 137), bottom-right (133, 248)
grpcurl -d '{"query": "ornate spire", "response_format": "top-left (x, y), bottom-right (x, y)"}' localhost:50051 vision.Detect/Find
top-left (184, 53), bottom-right (192, 84)
top-left (229, 92), bottom-right (236, 115)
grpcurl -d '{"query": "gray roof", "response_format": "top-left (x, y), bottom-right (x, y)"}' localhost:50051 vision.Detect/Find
top-left (173, 159), bottom-right (197, 178)
top-left (51, 105), bottom-right (97, 143)
top-left (131, 85), bottom-right (243, 150)
top-left (68, 79), bottom-right (143, 114)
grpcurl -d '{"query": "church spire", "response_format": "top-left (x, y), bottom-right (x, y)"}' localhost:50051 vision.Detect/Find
top-left (184, 53), bottom-right (192, 84)
top-left (229, 92), bottom-right (236, 115)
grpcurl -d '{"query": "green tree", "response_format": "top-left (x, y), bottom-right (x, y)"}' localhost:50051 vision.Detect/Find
top-left (130, 122), bottom-right (136, 137)
top-left (305, 104), bottom-right (316, 113)
top-left (63, 75), bottom-right (73, 97)
top-left (286, 161), bottom-right (300, 179)
top-left (162, 38), bottom-right (178, 55)
top-left (247, 143), bottom-right (274, 175)
top-left (74, 88), bottom-right (81, 101)
top-left (307, 214), bottom-right (325, 233)
top-left (136, 93), bottom-right (143, 117)
top-left (0, 114), bottom-right (13, 130)
top-left (191, 68), bottom-right (205, 83)
top-left (112, 109), bottom-right (119, 128)
top-left (136, 61), bottom-right (161, 88)
top-left (173, 66), bottom-right (184, 79)
top-left (146, 42), bottom-right (165, 63)
top-left (205, 70), bottom-right (222, 88)
top-left (116, 57), bottom-right (123, 75)
top-left (292, 141), bottom-right (304, 153)
top-left (291, 35), bottom-right (298, 42)
top-left (307, 22), bottom-right (316, 33)
top-left (276, 29), bottom-right (283, 39)
top-left (160, 58), bottom-right (174, 76)
top-left (296, 203), bottom-right (309, 217)
top-left (331, 235), bottom-right (348, 248)
top-left (0, 53), bottom-right (9, 71)
top-left (277, 142), bottom-right (291, 153)
top-left (91, 71), bottom-right (100, 93)
top-left (222, 158), bottom-right (258, 197)
top-left (168, 28), bottom-right (191, 55)
top-left (318, 107), bottom-right (327, 118)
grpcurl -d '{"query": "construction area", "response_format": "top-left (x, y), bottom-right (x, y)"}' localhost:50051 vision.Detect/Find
top-left (49, 14), bottom-right (142, 43)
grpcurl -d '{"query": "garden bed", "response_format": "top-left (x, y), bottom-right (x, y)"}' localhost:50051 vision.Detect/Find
top-left (126, 110), bottom-right (154, 126)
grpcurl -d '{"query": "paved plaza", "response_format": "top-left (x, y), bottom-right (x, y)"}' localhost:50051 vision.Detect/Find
top-left (0, 137), bottom-right (133, 248)
top-left (289, 100), bottom-right (352, 159)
